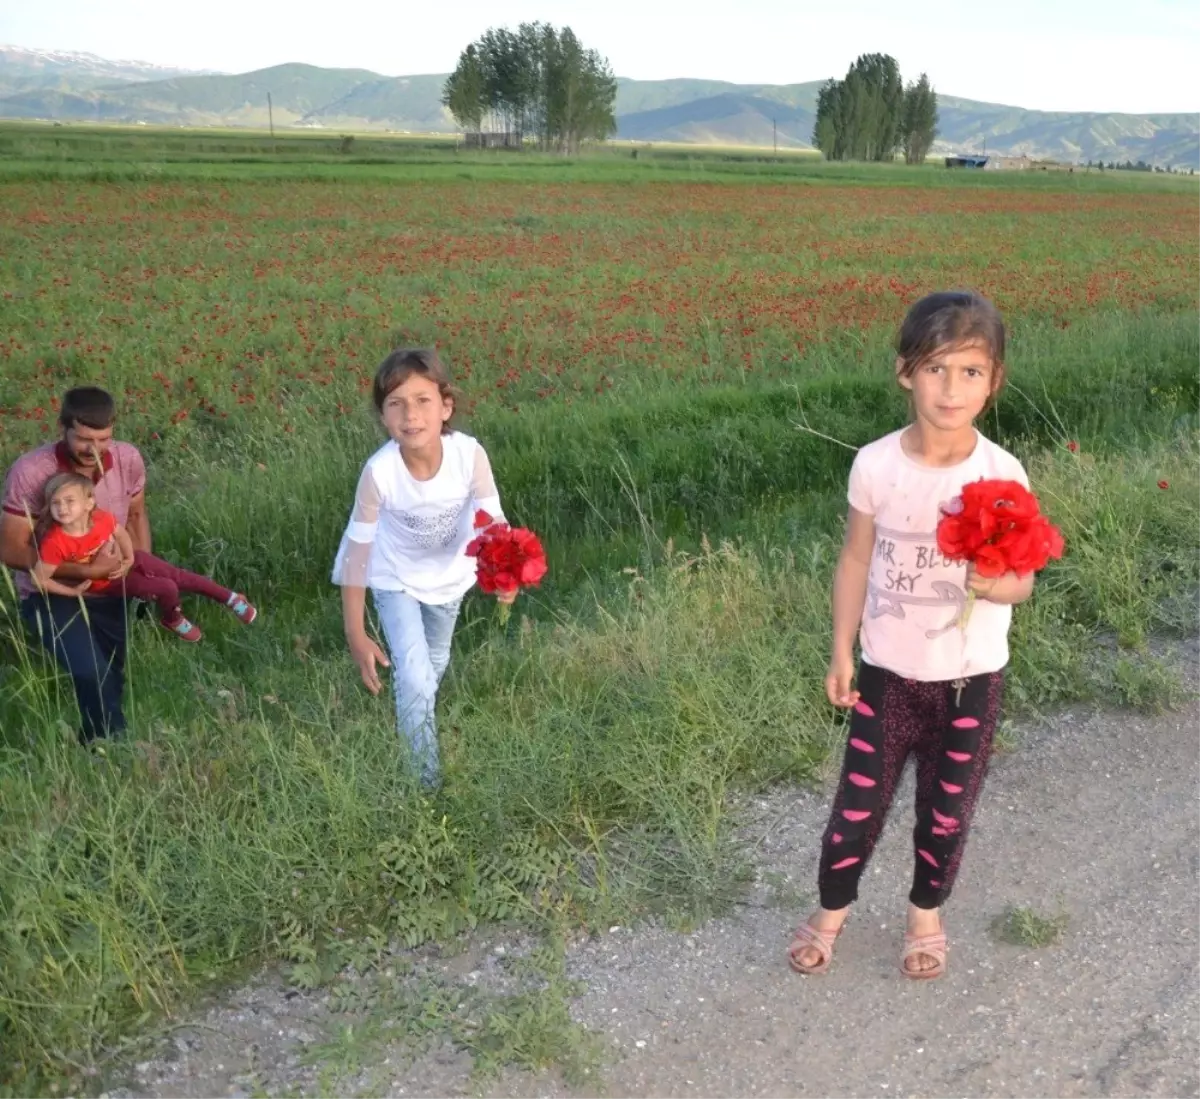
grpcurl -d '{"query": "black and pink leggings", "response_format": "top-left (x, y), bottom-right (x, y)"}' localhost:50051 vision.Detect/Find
top-left (818, 662), bottom-right (1003, 912)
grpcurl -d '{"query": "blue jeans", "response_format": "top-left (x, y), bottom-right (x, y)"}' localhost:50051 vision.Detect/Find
top-left (372, 589), bottom-right (462, 787)
top-left (21, 594), bottom-right (128, 743)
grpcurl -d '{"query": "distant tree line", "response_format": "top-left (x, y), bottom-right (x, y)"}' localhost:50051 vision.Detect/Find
top-left (442, 24), bottom-right (617, 153)
top-left (1089, 158), bottom-right (1190, 174)
top-left (813, 54), bottom-right (938, 164)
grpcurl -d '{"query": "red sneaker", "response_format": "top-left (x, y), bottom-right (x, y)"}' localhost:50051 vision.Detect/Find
top-left (162, 614), bottom-right (202, 643)
top-left (226, 592), bottom-right (257, 625)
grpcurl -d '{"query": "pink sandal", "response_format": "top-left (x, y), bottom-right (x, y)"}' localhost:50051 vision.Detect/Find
top-left (900, 931), bottom-right (947, 980)
top-left (788, 921), bottom-right (845, 975)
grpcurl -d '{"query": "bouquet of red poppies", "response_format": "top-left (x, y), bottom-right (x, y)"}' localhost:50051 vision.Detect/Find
top-left (937, 478), bottom-right (1064, 629)
top-left (466, 509), bottom-right (548, 625)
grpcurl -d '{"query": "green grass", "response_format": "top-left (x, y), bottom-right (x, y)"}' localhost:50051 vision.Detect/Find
top-left (990, 905), bottom-right (1070, 948)
top-left (286, 929), bottom-right (603, 1093)
top-left (0, 129), bottom-right (1197, 1091)
top-left (2, 431), bottom-right (1195, 1091)
top-left (1, 122), bottom-right (1196, 190)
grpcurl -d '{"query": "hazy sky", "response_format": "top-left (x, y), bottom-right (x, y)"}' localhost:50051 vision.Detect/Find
top-left (4, 0), bottom-right (1198, 113)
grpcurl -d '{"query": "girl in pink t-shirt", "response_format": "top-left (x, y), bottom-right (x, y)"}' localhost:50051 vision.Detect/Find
top-left (788, 291), bottom-right (1035, 981)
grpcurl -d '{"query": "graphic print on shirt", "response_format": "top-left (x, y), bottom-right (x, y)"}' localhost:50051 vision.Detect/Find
top-left (866, 520), bottom-right (966, 639)
top-left (62, 527), bottom-right (118, 564)
top-left (62, 537), bottom-right (116, 567)
top-left (396, 500), bottom-right (468, 550)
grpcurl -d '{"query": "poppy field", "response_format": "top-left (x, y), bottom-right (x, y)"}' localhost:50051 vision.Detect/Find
top-left (2, 172), bottom-right (1196, 587)
top-left (1, 176), bottom-right (1197, 442)
top-left (0, 143), bottom-right (1197, 1087)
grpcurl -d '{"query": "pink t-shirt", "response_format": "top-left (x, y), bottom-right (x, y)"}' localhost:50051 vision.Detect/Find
top-left (848, 428), bottom-right (1030, 682)
top-left (2, 440), bottom-right (146, 598)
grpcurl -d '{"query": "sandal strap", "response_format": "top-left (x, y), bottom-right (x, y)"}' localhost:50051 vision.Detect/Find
top-left (902, 932), bottom-right (947, 958)
top-left (788, 923), bottom-right (840, 972)
top-left (797, 923), bottom-right (840, 947)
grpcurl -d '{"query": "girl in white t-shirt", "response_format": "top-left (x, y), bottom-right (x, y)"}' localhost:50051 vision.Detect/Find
top-left (332, 348), bottom-right (514, 788)
top-left (788, 292), bottom-right (1035, 981)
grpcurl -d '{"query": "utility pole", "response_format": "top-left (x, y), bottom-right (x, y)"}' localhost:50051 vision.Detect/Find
top-left (267, 92), bottom-right (275, 153)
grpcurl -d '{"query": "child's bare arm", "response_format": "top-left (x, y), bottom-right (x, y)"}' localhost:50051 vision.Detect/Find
top-left (31, 559), bottom-right (91, 597)
top-left (108, 525), bottom-right (136, 579)
top-left (342, 584), bottom-right (391, 696)
top-left (826, 506), bottom-right (875, 706)
top-left (967, 567), bottom-right (1035, 605)
top-left (832, 507), bottom-right (874, 658)
top-left (113, 525), bottom-right (135, 561)
top-left (334, 464), bottom-right (390, 695)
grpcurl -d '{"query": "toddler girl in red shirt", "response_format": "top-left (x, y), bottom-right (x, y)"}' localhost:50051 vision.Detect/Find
top-left (34, 472), bottom-right (257, 642)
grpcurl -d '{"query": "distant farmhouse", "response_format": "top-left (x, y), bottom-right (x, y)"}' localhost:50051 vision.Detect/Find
top-left (464, 131), bottom-right (523, 149)
top-left (944, 153), bottom-right (1033, 170)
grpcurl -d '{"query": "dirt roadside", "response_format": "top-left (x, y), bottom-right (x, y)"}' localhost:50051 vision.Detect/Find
top-left (112, 653), bottom-right (1199, 1099)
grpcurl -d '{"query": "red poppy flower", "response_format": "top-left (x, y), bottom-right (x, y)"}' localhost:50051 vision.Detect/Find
top-left (466, 510), bottom-right (548, 596)
top-left (1158, 480), bottom-right (1169, 490)
top-left (937, 478), bottom-right (1064, 579)
top-left (972, 542), bottom-right (1011, 579)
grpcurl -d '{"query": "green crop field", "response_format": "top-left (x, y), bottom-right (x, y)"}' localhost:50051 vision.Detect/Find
top-left (0, 126), bottom-right (1196, 1090)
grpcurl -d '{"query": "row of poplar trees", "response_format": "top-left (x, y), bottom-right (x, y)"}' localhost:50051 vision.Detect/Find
top-left (813, 54), bottom-right (939, 163)
top-left (442, 24), bottom-right (617, 153)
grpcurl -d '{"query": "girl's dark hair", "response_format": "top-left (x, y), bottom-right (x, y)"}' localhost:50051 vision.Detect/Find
top-left (59, 386), bottom-right (116, 430)
top-left (372, 347), bottom-right (456, 434)
top-left (896, 291), bottom-right (1007, 397)
top-left (37, 471), bottom-right (94, 542)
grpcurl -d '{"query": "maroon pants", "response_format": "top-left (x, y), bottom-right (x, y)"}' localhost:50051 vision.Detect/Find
top-left (116, 550), bottom-right (231, 623)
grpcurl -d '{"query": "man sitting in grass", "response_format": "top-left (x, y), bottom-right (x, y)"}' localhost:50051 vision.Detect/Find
top-left (1, 386), bottom-right (151, 744)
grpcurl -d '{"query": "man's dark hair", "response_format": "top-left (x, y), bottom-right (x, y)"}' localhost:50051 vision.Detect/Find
top-left (59, 387), bottom-right (116, 431)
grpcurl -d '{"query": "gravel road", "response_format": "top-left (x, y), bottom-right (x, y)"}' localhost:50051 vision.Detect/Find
top-left (114, 655), bottom-right (1199, 1099)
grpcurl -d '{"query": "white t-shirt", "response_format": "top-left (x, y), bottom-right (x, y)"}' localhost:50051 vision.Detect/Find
top-left (848, 428), bottom-right (1030, 682)
top-left (331, 431), bottom-right (504, 604)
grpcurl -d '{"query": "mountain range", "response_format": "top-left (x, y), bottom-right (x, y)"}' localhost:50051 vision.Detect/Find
top-left (0, 45), bottom-right (216, 90)
top-left (1, 45), bottom-right (1196, 167)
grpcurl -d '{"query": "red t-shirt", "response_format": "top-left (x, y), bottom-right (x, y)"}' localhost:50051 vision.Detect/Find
top-left (3, 440), bottom-right (145, 599)
top-left (38, 509), bottom-right (119, 593)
